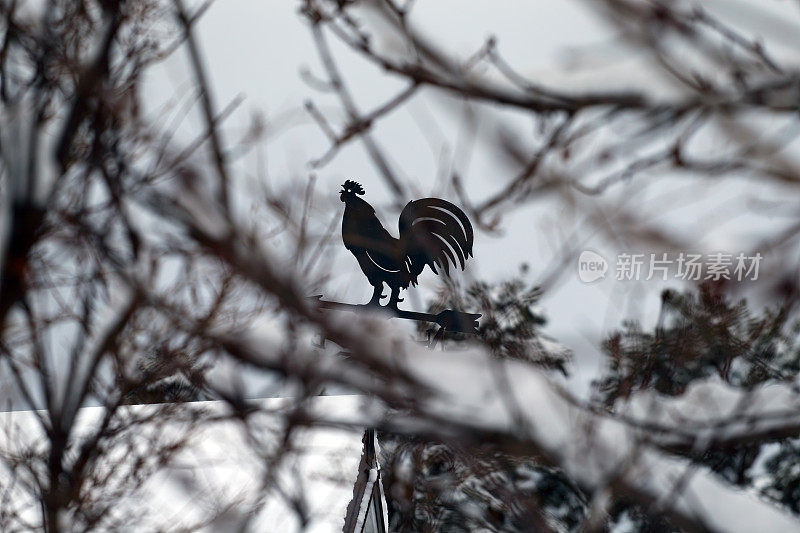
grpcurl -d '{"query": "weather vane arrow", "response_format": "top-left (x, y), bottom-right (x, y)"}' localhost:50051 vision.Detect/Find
top-left (308, 294), bottom-right (481, 336)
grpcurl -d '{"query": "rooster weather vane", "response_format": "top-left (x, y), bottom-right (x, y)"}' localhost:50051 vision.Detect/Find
top-left (311, 180), bottom-right (481, 342)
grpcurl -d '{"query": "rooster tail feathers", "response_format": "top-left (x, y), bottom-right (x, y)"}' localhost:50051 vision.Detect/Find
top-left (399, 198), bottom-right (474, 283)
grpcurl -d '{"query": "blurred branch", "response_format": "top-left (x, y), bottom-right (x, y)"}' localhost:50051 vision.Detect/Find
top-left (308, 81), bottom-right (418, 168)
top-left (306, 13), bottom-right (407, 199)
top-left (174, 0), bottom-right (231, 213)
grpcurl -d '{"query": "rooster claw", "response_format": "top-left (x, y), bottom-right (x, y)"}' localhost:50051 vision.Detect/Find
top-left (366, 286), bottom-right (387, 307)
top-left (385, 296), bottom-right (403, 311)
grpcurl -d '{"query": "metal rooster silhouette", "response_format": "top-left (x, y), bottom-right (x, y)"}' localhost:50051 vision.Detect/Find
top-left (340, 180), bottom-right (474, 309)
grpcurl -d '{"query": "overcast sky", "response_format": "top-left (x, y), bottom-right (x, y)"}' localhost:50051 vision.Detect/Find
top-left (141, 0), bottom-right (800, 393)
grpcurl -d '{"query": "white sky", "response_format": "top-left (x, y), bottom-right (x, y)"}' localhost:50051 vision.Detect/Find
top-left (142, 0), bottom-right (800, 394)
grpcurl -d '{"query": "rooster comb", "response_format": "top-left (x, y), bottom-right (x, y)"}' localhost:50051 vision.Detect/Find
top-left (342, 180), bottom-right (365, 195)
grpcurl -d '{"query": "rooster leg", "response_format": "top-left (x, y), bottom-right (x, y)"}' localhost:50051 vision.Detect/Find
top-left (387, 286), bottom-right (404, 310)
top-left (367, 284), bottom-right (385, 306)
